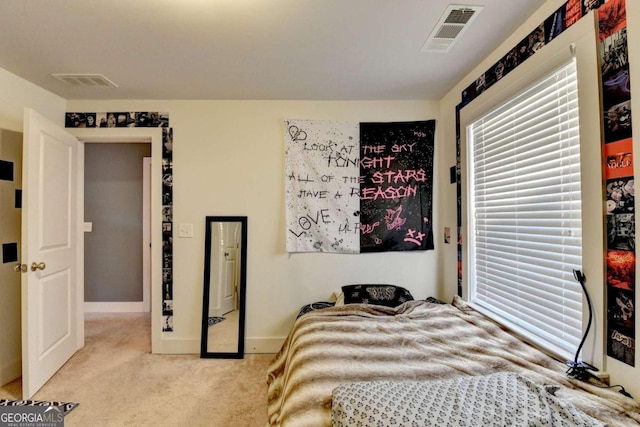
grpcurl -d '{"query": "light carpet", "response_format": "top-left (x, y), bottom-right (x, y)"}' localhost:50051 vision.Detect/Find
top-left (0, 312), bottom-right (274, 426)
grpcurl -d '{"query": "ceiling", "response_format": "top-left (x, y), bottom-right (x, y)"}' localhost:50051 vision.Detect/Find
top-left (0, 0), bottom-right (546, 101)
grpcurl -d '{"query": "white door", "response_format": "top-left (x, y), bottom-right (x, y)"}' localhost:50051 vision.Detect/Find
top-left (219, 246), bottom-right (236, 315)
top-left (21, 109), bottom-right (81, 399)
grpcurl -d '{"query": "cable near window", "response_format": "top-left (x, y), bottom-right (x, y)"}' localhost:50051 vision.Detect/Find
top-left (468, 59), bottom-right (582, 359)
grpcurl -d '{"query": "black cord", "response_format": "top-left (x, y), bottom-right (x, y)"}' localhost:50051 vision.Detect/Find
top-left (564, 270), bottom-right (633, 399)
top-left (594, 384), bottom-right (633, 399)
top-left (566, 269), bottom-right (598, 380)
top-left (573, 269), bottom-right (592, 366)
top-left (610, 385), bottom-right (633, 398)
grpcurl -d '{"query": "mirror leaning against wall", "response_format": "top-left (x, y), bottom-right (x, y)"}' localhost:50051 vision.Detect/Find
top-left (200, 216), bottom-right (247, 359)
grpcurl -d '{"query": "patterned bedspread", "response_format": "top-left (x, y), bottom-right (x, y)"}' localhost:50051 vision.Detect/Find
top-left (332, 373), bottom-right (604, 427)
top-left (266, 297), bottom-right (640, 426)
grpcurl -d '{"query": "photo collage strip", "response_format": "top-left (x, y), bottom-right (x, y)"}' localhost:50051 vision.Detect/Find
top-left (65, 112), bottom-right (175, 332)
top-left (599, 0), bottom-right (635, 366)
top-left (455, 105), bottom-right (462, 298)
top-left (455, 0), bottom-right (635, 366)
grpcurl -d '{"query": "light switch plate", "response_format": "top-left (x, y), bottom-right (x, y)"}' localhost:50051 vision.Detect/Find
top-left (178, 223), bottom-right (193, 238)
top-left (84, 222), bottom-right (93, 232)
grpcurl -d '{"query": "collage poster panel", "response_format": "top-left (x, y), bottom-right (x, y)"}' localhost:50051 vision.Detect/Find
top-left (599, 0), bottom-right (635, 366)
top-left (606, 249), bottom-right (636, 366)
top-left (359, 121), bottom-right (435, 252)
top-left (601, 33), bottom-right (631, 144)
top-left (161, 128), bottom-right (174, 332)
top-left (284, 120), bottom-right (360, 253)
top-left (456, 104), bottom-right (463, 296)
top-left (565, 0), bottom-right (582, 28)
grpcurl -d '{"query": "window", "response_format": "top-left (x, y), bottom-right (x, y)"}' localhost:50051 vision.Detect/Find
top-left (467, 59), bottom-right (582, 359)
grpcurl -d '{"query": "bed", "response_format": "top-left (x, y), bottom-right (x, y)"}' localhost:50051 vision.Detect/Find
top-left (266, 286), bottom-right (640, 426)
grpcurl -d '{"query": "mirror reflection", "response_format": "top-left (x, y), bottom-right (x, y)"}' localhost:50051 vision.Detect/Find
top-left (200, 216), bottom-right (247, 358)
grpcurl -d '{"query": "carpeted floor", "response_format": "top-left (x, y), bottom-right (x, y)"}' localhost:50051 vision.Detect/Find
top-left (0, 313), bottom-right (274, 426)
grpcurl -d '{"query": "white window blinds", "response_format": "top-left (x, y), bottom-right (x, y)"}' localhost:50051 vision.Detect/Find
top-left (468, 59), bottom-right (583, 358)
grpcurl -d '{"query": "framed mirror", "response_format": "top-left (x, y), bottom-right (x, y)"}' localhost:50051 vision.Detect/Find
top-left (200, 216), bottom-right (247, 358)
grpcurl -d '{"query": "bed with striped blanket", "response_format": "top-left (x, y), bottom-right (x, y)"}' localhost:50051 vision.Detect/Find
top-left (266, 297), bottom-right (640, 426)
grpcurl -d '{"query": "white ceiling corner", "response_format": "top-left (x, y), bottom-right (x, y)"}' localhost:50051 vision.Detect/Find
top-left (0, 0), bottom-right (547, 100)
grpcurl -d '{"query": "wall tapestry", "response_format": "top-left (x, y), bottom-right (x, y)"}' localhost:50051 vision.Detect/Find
top-left (454, 0), bottom-right (635, 366)
top-left (65, 112), bottom-right (175, 333)
top-left (285, 119), bottom-right (435, 253)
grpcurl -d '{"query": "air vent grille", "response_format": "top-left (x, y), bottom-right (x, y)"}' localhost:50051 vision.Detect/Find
top-left (422, 5), bottom-right (483, 53)
top-left (51, 73), bottom-right (118, 88)
top-left (445, 8), bottom-right (477, 24)
top-left (435, 24), bottom-right (465, 39)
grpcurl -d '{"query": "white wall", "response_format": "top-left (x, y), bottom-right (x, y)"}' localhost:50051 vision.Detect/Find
top-left (68, 99), bottom-right (441, 352)
top-left (0, 67), bottom-right (66, 131)
top-left (438, 0), bottom-right (640, 401)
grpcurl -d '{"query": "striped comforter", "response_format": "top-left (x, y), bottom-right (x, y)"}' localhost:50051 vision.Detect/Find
top-left (266, 297), bottom-right (640, 426)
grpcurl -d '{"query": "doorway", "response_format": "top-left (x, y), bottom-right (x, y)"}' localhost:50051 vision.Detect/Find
top-left (70, 127), bottom-right (164, 354)
top-left (0, 129), bottom-right (159, 389)
top-left (0, 129), bottom-right (23, 387)
top-left (83, 142), bottom-right (151, 313)
top-left (1, 119), bottom-right (165, 398)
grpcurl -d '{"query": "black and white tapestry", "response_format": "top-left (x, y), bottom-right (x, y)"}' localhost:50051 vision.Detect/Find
top-left (285, 119), bottom-right (435, 253)
top-left (285, 120), bottom-right (360, 253)
top-left (359, 121), bottom-right (435, 252)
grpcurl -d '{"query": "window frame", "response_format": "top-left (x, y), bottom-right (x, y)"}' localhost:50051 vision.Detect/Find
top-left (468, 58), bottom-right (583, 359)
top-left (458, 15), bottom-right (604, 366)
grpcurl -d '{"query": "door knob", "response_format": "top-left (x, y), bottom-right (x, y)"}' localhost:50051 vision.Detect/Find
top-left (30, 262), bottom-right (46, 272)
top-left (14, 263), bottom-right (27, 273)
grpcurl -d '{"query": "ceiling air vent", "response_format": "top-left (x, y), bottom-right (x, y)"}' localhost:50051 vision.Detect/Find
top-left (51, 73), bottom-right (118, 88)
top-left (421, 5), bottom-right (483, 53)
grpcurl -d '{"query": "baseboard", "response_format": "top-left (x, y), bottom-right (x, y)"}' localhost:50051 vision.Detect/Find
top-left (0, 359), bottom-right (21, 388)
top-left (245, 337), bottom-right (285, 353)
top-left (153, 337), bottom-right (200, 354)
top-left (151, 337), bottom-right (284, 355)
top-left (84, 302), bottom-right (148, 313)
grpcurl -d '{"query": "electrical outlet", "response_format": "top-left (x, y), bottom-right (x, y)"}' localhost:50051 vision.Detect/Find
top-left (178, 223), bottom-right (193, 238)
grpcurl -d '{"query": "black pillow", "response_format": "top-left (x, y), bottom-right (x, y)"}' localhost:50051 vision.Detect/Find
top-left (296, 301), bottom-right (335, 319)
top-left (341, 284), bottom-right (414, 307)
